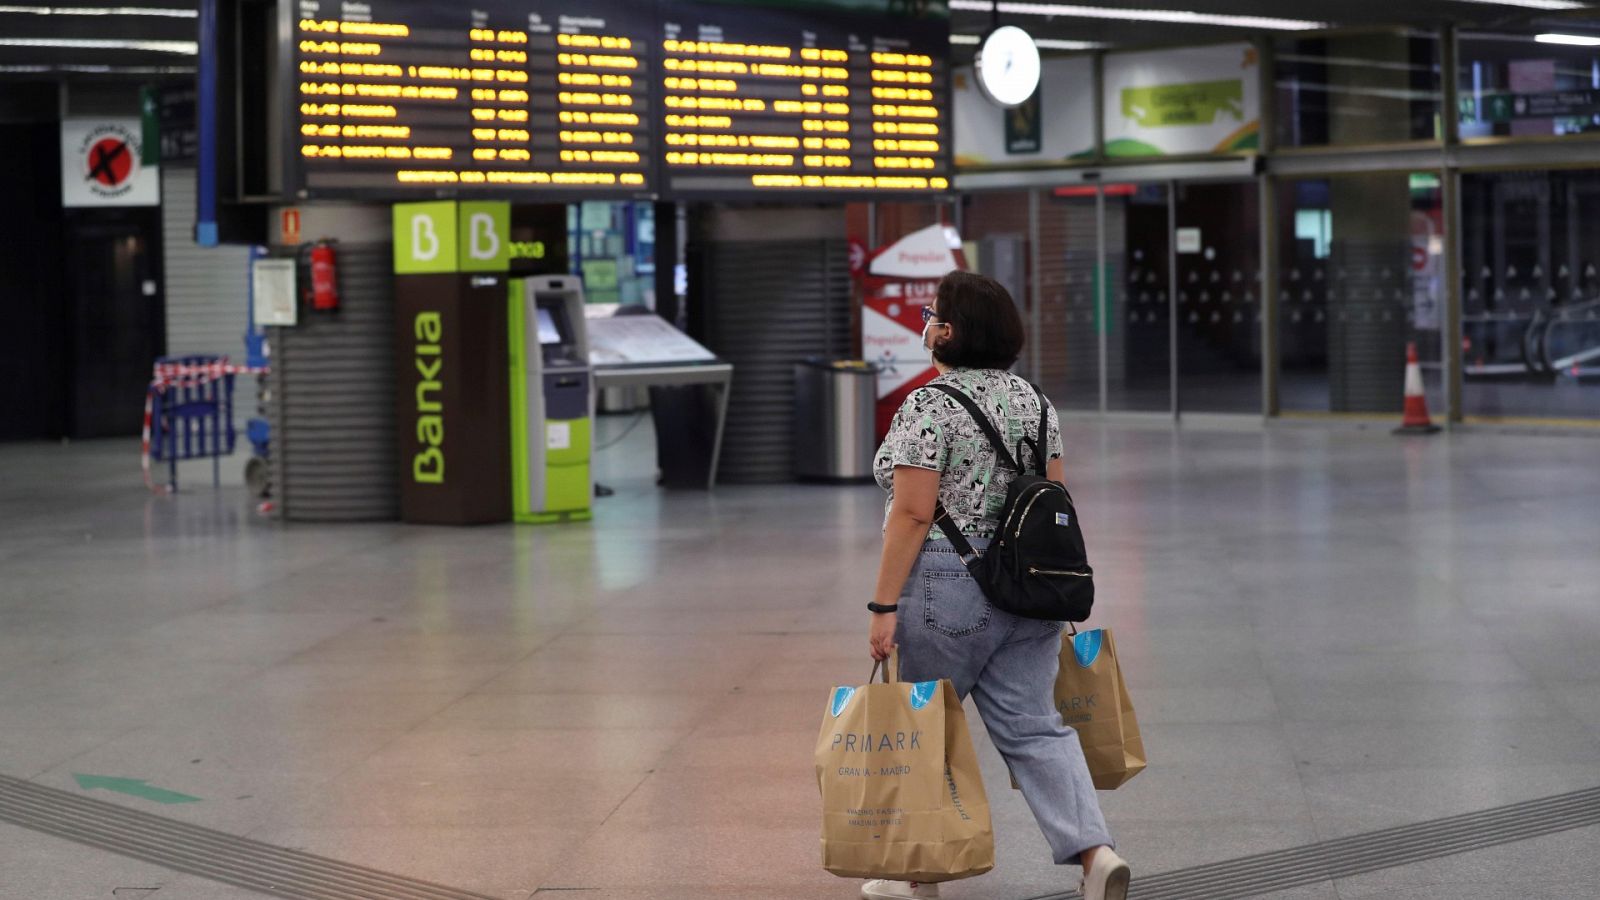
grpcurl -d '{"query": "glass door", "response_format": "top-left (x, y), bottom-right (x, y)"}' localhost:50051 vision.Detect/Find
top-left (1105, 182), bottom-right (1173, 413)
top-left (1173, 180), bottom-right (1263, 414)
top-left (1276, 173), bottom-right (1446, 417)
top-left (1037, 189), bottom-right (1102, 410)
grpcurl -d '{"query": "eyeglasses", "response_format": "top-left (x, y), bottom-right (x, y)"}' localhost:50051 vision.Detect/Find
top-left (921, 306), bottom-right (942, 324)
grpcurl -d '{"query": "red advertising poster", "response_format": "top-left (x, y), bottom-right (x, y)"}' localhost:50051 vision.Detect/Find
top-left (861, 224), bottom-right (966, 437)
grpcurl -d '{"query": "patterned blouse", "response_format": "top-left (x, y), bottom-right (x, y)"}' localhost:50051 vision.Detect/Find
top-left (874, 368), bottom-right (1063, 541)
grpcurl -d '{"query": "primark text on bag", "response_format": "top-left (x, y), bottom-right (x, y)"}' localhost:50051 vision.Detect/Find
top-left (816, 661), bottom-right (994, 883)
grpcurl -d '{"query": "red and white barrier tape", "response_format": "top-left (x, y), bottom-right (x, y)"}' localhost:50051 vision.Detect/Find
top-left (142, 361), bottom-right (270, 494)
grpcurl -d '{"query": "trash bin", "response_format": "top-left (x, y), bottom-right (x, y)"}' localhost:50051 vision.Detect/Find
top-left (650, 383), bottom-right (718, 489)
top-left (793, 358), bottom-right (880, 482)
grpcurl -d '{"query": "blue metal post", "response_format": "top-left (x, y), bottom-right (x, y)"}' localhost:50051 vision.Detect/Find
top-left (196, 0), bottom-right (220, 247)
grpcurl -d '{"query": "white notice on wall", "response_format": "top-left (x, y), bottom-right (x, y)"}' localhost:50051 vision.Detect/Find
top-left (252, 259), bottom-right (298, 327)
top-left (547, 421), bottom-right (571, 451)
top-left (1176, 228), bottom-right (1203, 254)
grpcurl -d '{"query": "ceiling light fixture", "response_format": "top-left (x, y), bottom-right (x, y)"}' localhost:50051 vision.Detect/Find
top-left (0, 36), bottom-right (197, 53)
top-left (951, 33), bottom-right (1102, 50)
top-left (1443, 0), bottom-right (1586, 9)
top-left (949, 1), bottom-right (1326, 31)
top-left (1037, 37), bottom-right (1104, 49)
top-left (0, 62), bottom-right (196, 73)
top-left (1535, 32), bottom-right (1600, 46)
top-left (0, 5), bottom-right (197, 16)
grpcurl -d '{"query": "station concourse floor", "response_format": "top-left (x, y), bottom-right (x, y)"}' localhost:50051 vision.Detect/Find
top-left (3, 418), bottom-right (1600, 900)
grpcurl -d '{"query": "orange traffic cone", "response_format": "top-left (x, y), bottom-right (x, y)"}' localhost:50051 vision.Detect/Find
top-left (1394, 341), bottom-right (1441, 434)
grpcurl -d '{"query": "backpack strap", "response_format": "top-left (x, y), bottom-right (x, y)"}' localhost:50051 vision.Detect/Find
top-left (920, 383), bottom-right (1020, 471)
top-left (1030, 382), bottom-right (1050, 476)
top-left (918, 382), bottom-right (1014, 568)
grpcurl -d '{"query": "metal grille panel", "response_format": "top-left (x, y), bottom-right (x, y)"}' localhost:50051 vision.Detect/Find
top-left (701, 239), bottom-right (851, 484)
top-left (159, 166), bottom-right (254, 430)
top-left (267, 243), bottom-right (398, 521)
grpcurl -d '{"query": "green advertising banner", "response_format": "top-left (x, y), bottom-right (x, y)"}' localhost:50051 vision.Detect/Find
top-left (1103, 44), bottom-right (1260, 159)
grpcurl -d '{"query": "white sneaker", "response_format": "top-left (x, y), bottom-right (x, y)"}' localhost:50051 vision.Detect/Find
top-left (1079, 847), bottom-right (1131, 900)
top-left (861, 880), bottom-right (940, 900)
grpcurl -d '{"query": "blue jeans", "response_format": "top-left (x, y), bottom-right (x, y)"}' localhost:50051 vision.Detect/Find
top-left (895, 539), bottom-right (1114, 866)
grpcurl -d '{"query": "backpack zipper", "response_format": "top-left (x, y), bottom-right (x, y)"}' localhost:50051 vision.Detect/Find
top-left (1011, 482), bottom-right (1066, 541)
top-left (1028, 567), bottom-right (1092, 577)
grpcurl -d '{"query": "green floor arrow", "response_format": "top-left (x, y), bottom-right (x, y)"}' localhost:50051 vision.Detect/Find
top-left (72, 774), bottom-right (200, 805)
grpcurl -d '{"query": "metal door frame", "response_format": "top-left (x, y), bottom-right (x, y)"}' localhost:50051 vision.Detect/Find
top-left (1090, 171), bottom-right (1264, 422)
top-left (962, 159), bottom-right (1263, 422)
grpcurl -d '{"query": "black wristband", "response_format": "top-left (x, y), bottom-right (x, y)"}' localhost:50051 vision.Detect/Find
top-left (867, 602), bottom-right (899, 614)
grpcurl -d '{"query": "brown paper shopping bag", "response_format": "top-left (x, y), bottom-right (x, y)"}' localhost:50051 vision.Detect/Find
top-left (1056, 628), bottom-right (1146, 789)
top-left (816, 661), bottom-right (994, 883)
top-left (1010, 627), bottom-right (1146, 791)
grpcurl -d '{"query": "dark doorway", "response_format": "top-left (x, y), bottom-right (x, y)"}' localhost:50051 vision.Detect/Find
top-left (0, 120), bottom-right (69, 440)
top-left (1174, 180), bottom-right (1262, 414)
top-left (64, 210), bottom-right (165, 438)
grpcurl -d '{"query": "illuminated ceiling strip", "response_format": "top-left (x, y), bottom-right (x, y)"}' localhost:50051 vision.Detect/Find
top-left (949, 0), bottom-right (1326, 31)
top-left (1276, 53), bottom-right (1435, 73)
top-left (1536, 32), bottom-right (1600, 46)
top-left (0, 62), bottom-right (195, 72)
top-left (950, 33), bottom-right (1103, 49)
top-left (0, 5), bottom-right (196, 16)
top-left (0, 36), bottom-right (196, 52)
top-left (1443, 0), bottom-right (1586, 9)
top-left (1037, 38), bottom-right (1105, 49)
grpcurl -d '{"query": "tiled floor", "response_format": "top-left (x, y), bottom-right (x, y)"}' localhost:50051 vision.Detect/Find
top-left (2, 419), bottom-right (1599, 899)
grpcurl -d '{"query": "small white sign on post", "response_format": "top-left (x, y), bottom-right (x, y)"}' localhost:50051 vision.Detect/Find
top-left (61, 118), bottom-right (159, 207)
top-left (1175, 227), bottom-right (1203, 254)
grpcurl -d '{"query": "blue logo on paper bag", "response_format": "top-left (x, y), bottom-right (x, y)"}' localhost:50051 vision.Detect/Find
top-left (830, 686), bottom-right (856, 718)
top-left (908, 681), bottom-right (937, 710)
top-left (1071, 630), bottom-right (1103, 668)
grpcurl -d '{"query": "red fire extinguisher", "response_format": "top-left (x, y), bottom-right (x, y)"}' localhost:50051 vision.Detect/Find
top-left (300, 240), bottom-right (339, 312)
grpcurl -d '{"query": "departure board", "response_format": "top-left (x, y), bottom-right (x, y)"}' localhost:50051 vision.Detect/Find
top-left (284, 1), bottom-right (950, 199)
top-left (290, 0), bottom-right (654, 198)
top-left (657, 0), bottom-right (950, 196)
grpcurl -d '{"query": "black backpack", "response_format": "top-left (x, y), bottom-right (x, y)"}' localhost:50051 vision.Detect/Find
top-left (924, 382), bottom-right (1095, 623)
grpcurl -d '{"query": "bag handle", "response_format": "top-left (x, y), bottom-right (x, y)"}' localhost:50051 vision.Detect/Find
top-left (868, 655), bottom-right (900, 684)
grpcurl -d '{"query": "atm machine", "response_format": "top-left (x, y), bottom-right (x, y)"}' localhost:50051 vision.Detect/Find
top-left (509, 275), bottom-right (593, 523)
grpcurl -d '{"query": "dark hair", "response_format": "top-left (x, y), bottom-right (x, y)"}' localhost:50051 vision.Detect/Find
top-left (929, 270), bottom-right (1025, 370)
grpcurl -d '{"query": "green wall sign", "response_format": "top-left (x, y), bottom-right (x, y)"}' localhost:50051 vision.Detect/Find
top-left (392, 201), bottom-right (509, 274)
top-left (1121, 78), bottom-right (1244, 128)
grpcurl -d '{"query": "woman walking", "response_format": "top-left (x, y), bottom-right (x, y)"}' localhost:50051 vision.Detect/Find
top-left (863, 271), bottom-right (1129, 900)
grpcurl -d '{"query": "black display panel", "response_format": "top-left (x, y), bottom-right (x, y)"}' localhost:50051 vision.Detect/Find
top-left (656, 0), bottom-right (950, 197)
top-left (283, 1), bottom-right (950, 199)
top-left (290, 0), bottom-right (654, 198)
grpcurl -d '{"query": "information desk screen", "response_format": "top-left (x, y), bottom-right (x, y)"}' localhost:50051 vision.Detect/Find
top-left (291, 0), bottom-right (653, 198)
top-left (657, 0), bottom-right (950, 197)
